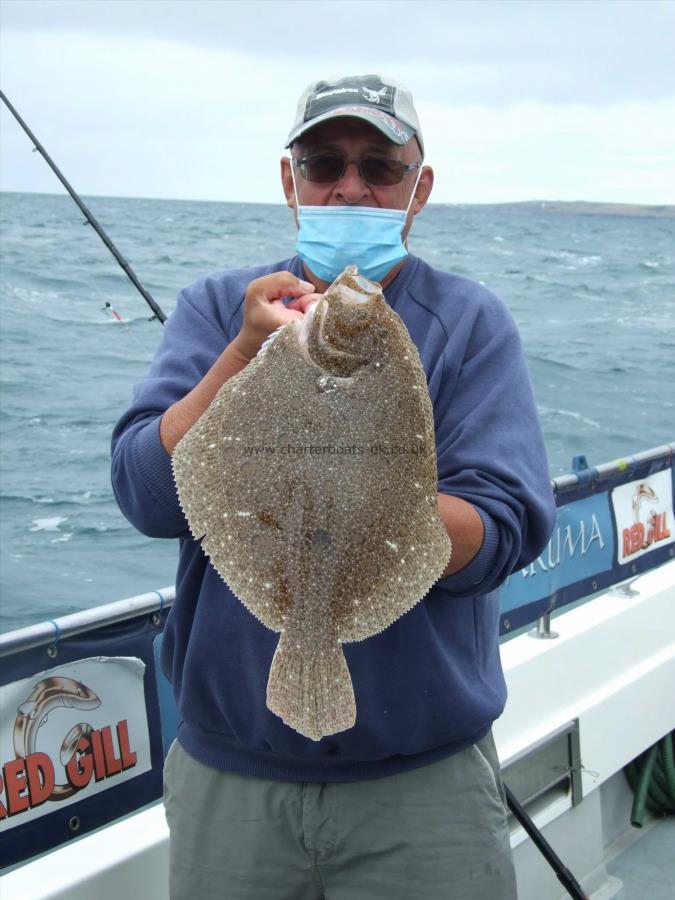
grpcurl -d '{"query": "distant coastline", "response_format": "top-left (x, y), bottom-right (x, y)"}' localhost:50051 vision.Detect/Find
top-left (464, 200), bottom-right (675, 219)
top-left (1, 191), bottom-right (674, 218)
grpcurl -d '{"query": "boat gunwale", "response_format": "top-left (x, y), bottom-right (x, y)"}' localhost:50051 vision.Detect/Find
top-left (1, 440), bottom-right (673, 657)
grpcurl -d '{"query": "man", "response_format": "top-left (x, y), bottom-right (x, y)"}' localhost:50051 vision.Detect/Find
top-left (111, 75), bottom-right (555, 899)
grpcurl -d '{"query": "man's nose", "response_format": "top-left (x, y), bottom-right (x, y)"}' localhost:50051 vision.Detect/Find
top-left (334, 161), bottom-right (370, 203)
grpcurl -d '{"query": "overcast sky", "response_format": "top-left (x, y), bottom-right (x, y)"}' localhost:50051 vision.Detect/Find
top-left (1, 0), bottom-right (674, 204)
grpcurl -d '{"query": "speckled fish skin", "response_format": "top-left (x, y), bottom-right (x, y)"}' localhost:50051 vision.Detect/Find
top-left (172, 266), bottom-right (452, 741)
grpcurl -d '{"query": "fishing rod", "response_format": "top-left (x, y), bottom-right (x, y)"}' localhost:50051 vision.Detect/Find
top-left (0, 90), bottom-right (167, 324)
top-left (505, 785), bottom-right (589, 899)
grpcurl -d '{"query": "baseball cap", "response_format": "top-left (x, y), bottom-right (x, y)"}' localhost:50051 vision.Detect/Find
top-left (285, 75), bottom-right (424, 155)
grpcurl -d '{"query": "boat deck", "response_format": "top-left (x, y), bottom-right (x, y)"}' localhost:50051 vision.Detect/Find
top-left (604, 815), bottom-right (675, 899)
top-left (1, 552), bottom-right (673, 898)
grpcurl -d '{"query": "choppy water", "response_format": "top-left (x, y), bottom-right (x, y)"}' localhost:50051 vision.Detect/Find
top-left (1, 191), bottom-right (673, 631)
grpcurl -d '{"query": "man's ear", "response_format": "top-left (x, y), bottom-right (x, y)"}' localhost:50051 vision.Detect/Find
top-left (280, 157), bottom-right (295, 210)
top-left (411, 166), bottom-right (434, 217)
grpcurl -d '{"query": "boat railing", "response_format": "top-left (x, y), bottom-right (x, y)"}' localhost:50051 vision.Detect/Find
top-left (1, 442), bottom-right (673, 867)
top-left (0, 586), bottom-right (176, 659)
top-left (1, 442), bottom-right (672, 658)
top-left (500, 442), bottom-right (674, 634)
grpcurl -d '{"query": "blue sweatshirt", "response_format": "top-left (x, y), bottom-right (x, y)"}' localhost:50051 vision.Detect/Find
top-left (111, 254), bottom-right (555, 782)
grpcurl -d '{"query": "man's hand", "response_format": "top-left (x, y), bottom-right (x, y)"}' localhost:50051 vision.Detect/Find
top-left (160, 272), bottom-right (321, 454)
top-left (232, 272), bottom-right (321, 362)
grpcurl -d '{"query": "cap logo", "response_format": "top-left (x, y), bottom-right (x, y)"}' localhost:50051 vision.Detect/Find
top-left (360, 86), bottom-right (387, 104)
top-left (314, 87), bottom-right (360, 100)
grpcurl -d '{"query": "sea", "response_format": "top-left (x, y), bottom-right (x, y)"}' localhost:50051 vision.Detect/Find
top-left (1, 191), bottom-right (673, 633)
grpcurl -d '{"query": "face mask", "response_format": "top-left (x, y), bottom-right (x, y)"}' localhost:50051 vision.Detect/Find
top-left (291, 163), bottom-right (423, 284)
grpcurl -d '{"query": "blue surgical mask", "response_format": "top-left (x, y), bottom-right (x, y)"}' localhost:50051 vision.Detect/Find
top-left (291, 163), bottom-right (422, 284)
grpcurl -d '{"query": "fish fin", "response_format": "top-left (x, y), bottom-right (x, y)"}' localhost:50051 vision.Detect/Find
top-left (266, 631), bottom-right (356, 741)
top-left (256, 323), bottom-right (287, 358)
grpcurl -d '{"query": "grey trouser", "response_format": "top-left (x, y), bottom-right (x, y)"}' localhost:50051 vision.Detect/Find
top-left (163, 730), bottom-right (517, 899)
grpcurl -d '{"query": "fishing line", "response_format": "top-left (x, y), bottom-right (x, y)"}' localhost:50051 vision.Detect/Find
top-left (1, 89), bottom-right (167, 324)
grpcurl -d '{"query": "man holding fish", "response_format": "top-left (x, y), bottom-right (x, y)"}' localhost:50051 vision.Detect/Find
top-left (112, 75), bottom-right (555, 899)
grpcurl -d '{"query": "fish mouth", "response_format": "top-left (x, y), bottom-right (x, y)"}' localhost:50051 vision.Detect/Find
top-left (297, 273), bottom-right (378, 339)
top-left (295, 268), bottom-right (381, 373)
top-left (297, 299), bottom-right (365, 374)
top-left (331, 271), bottom-right (381, 304)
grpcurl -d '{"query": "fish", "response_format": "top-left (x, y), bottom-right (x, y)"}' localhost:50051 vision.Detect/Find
top-left (171, 266), bottom-right (452, 741)
top-left (632, 482), bottom-right (658, 523)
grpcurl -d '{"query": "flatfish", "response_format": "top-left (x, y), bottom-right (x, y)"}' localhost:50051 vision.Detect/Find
top-left (172, 266), bottom-right (452, 740)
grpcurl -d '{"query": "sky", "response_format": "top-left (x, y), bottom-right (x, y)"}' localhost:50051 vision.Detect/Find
top-left (1, 0), bottom-right (674, 205)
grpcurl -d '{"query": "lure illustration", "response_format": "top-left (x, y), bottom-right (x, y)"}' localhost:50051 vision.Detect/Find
top-left (14, 676), bottom-right (101, 801)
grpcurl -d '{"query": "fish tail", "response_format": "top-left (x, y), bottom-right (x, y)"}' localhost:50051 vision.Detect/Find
top-left (267, 631), bottom-right (356, 741)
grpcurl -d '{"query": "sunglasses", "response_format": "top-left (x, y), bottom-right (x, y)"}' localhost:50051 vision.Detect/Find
top-left (294, 154), bottom-right (421, 187)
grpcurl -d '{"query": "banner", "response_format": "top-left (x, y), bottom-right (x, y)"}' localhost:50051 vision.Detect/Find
top-left (612, 469), bottom-right (674, 565)
top-left (0, 608), bottom-right (166, 868)
top-left (0, 657), bottom-right (151, 829)
top-left (500, 454), bottom-right (674, 633)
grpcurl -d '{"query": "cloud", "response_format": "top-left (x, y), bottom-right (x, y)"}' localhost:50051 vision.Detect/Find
top-left (2, 0), bottom-right (675, 104)
top-left (1, 1), bottom-right (674, 203)
top-left (1, 30), bottom-right (305, 201)
top-left (424, 100), bottom-right (675, 203)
